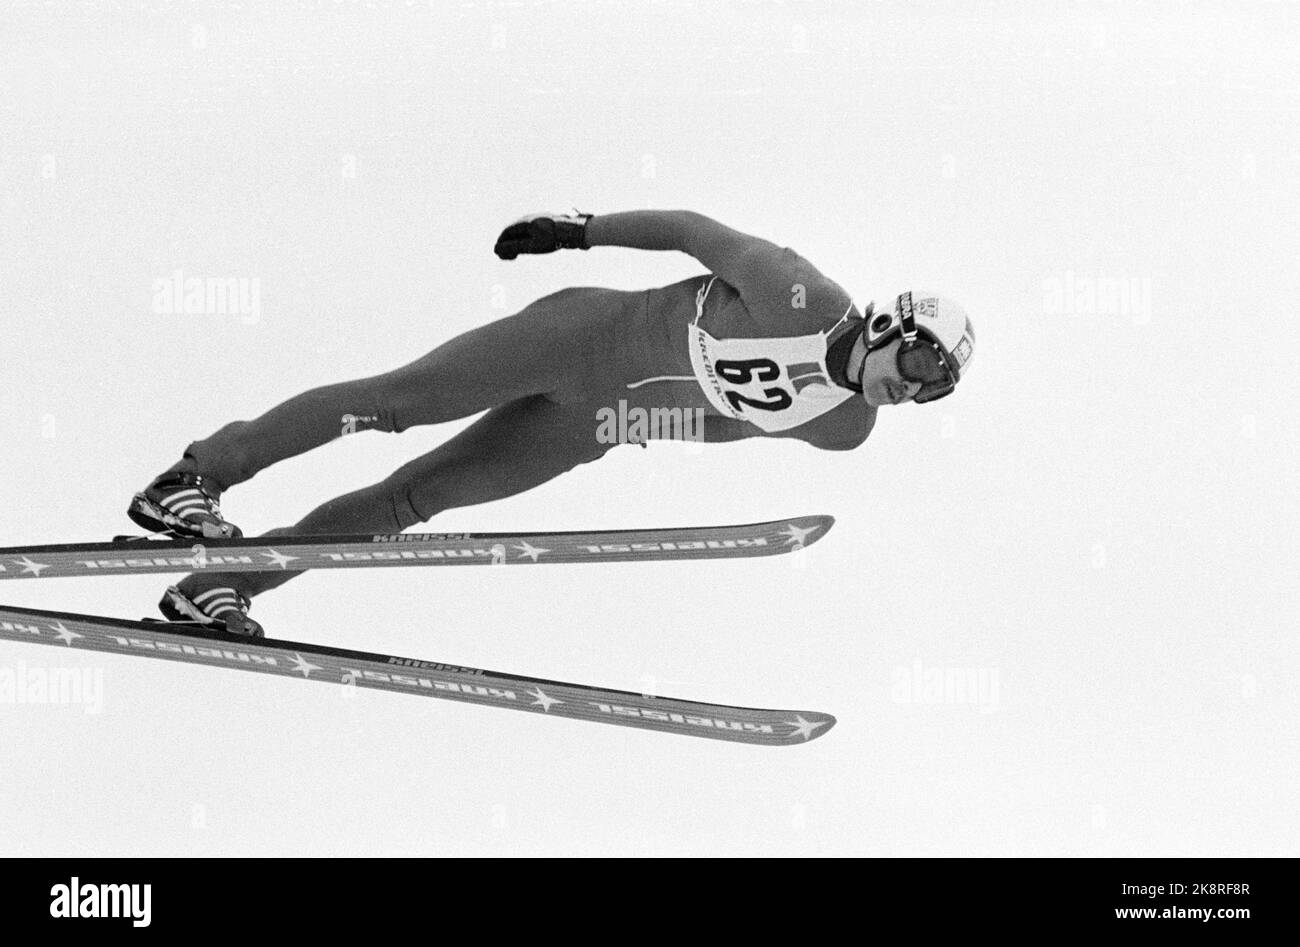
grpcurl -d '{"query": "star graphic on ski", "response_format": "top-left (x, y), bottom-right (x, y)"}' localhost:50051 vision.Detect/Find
top-left (48, 621), bottom-right (82, 647)
top-left (513, 540), bottom-right (549, 563)
top-left (260, 548), bottom-right (300, 569)
top-left (785, 714), bottom-right (830, 741)
top-left (288, 652), bottom-right (322, 678)
top-left (11, 556), bottom-right (51, 577)
top-left (778, 522), bottom-right (821, 550)
top-left (528, 687), bottom-right (561, 712)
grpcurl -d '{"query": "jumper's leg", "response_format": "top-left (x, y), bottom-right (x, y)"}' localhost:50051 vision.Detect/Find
top-left (165, 290), bottom-right (609, 492)
top-left (176, 393), bottom-right (617, 600)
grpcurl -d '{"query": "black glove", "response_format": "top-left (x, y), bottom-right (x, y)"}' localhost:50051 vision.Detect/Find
top-left (494, 212), bottom-right (593, 260)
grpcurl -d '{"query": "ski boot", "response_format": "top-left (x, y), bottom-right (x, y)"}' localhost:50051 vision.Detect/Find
top-left (127, 471), bottom-right (241, 539)
top-left (159, 585), bottom-right (264, 638)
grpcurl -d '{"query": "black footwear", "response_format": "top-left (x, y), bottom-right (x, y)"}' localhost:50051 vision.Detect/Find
top-left (127, 471), bottom-right (241, 539)
top-left (159, 585), bottom-right (264, 638)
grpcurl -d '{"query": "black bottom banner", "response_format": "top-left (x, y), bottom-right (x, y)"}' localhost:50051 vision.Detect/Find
top-left (0, 857), bottom-right (1287, 935)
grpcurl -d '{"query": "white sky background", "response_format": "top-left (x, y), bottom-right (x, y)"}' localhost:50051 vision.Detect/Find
top-left (1, 0), bottom-right (1296, 856)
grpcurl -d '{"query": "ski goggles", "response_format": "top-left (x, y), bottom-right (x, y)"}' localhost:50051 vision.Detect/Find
top-left (897, 337), bottom-right (958, 403)
top-left (858, 292), bottom-right (958, 403)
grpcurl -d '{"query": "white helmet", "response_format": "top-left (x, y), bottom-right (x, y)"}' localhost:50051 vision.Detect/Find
top-left (861, 292), bottom-right (976, 403)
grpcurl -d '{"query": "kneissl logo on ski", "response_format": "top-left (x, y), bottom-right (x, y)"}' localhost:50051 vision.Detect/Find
top-left (0, 604), bottom-right (836, 745)
top-left (0, 516), bottom-right (832, 580)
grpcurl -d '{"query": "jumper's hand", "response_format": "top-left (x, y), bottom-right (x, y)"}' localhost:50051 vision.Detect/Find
top-left (493, 212), bottom-right (592, 260)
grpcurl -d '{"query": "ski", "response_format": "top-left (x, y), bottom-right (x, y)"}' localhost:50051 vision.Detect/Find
top-left (0, 516), bottom-right (831, 581)
top-left (0, 604), bottom-right (835, 746)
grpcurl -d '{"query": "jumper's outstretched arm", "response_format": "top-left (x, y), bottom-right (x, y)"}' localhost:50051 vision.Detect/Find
top-left (497, 208), bottom-right (851, 327)
top-left (586, 210), bottom-right (788, 298)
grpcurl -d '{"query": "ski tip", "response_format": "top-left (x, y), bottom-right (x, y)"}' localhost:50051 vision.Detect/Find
top-left (780, 711), bottom-right (836, 745)
top-left (777, 514), bottom-right (835, 550)
top-left (809, 514), bottom-right (835, 534)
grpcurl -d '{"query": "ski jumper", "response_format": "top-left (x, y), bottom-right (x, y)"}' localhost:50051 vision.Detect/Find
top-left (170, 251), bottom-right (868, 599)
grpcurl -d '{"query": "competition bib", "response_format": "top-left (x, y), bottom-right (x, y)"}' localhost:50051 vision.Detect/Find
top-left (687, 278), bottom-right (853, 433)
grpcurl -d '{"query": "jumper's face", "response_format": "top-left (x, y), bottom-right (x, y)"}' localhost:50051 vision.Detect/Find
top-left (858, 337), bottom-right (921, 407)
